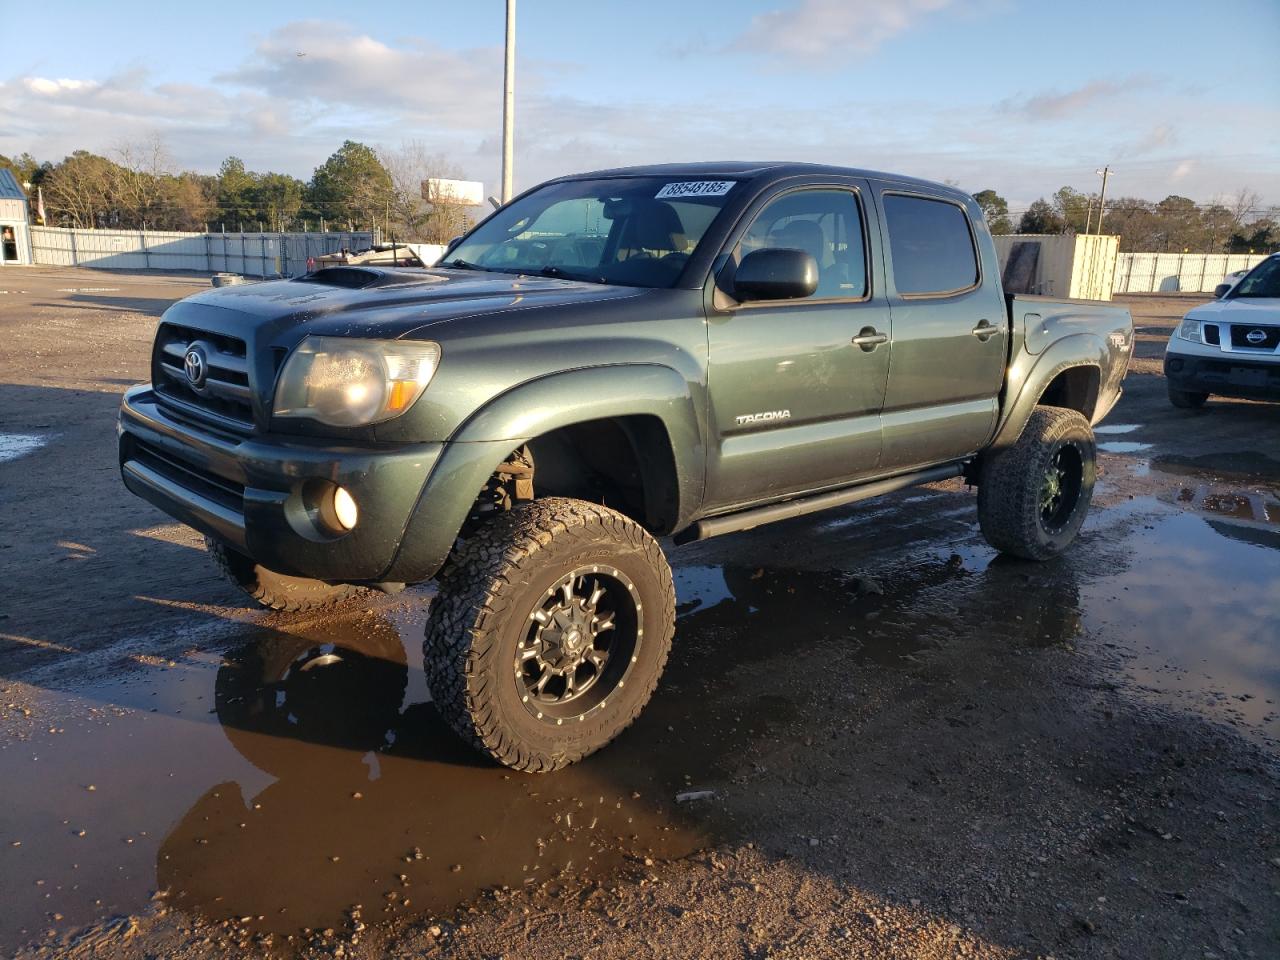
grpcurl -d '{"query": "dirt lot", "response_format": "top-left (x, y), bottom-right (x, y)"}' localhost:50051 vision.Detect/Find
top-left (1, 269), bottom-right (1277, 959)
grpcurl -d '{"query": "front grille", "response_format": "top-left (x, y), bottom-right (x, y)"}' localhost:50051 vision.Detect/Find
top-left (153, 323), bottom-right (254, 430)
top-left (1229, 324), bottom-right (1280, 350)
top-left (1203, 324), bottom-right (1221, 346)
top-left (130, 438), bottom-right (245, 514)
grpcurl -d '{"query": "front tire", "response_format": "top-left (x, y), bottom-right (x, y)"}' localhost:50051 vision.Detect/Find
top-left (1167, 383), bottom-right (1209, 409)
top-left (424, 498), bottom-right (675, 772)
top-left (205, 537), bottom-right (372, 612)
top-left (977, 406), bottom-right (1096, 561)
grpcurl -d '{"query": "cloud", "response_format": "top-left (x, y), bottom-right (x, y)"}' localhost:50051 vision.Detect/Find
top-left (0, 65), bottom-right (307, 174)
top-left (217, 20), bottom-right (504, 127)
top-left (0, 20), bottom-right (1274, 207)
top-left (734, 0), bottom-right (955, 59)
top-left (23, 77), bottom-right (96, 95)
top-left (1002, 79), bottom-right (1141, 119)
top-left (1118, 124), bottom-right (1177, 158)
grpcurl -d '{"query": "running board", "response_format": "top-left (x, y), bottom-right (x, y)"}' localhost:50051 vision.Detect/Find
top-left (673, 463), bottom-right (966, 545)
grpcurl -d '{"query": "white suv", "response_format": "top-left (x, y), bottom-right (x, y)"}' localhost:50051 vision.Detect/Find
top-left (1165, 253), bottom-right (1280, 408)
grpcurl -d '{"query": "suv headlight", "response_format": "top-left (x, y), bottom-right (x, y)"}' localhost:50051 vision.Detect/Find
top-left (273, 337), bottom-right (441, 427)
top-left (1176, 319), bottom-right (1202, 343)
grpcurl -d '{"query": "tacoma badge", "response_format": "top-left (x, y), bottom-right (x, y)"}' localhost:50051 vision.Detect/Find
top-left (735, 410), bottom-right (791, 426)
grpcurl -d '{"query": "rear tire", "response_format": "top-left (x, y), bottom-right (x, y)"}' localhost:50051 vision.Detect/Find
top-left (1167, 383), bottom-right (1209, 409)
top-left (205, 537), bottom-right (372, 612)
top-left (423, 498), bottom-right (675, 772)
top-left (977, 406), bottom-right (1096, 561)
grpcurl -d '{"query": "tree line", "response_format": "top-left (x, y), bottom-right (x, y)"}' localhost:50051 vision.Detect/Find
top-left (0, 138), bottom-right (474, 244)
top-left (972, 186), bottom-right (1277, 253)
top-left (2, 142), bottom-right (1275, 253)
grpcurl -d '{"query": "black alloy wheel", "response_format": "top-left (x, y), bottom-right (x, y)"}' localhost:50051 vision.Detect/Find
top-left (516, 567), bottom-right (640, 723)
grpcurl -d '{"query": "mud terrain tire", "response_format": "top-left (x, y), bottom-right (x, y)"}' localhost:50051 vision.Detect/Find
top-left (205, 537), bottom-right (372, 612)
top-left (1167, 383), bottom-right (1209, 409)
top-left (977, 406), bottom-right (1096, 561)
top-left (424, 498), bottom-right (675, 772)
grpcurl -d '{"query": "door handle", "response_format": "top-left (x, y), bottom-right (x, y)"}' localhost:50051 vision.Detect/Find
top-left (971, 320), bottom-right (998, 341)
top-left (852, 327), bottom-right (889, 351)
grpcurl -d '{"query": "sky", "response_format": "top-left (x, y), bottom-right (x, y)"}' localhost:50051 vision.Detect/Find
top-left (1, 0), bottom-right (1277, 212)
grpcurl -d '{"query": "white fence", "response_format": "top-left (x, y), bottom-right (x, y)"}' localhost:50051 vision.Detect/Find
top-left (30, 227), bottom-right (374, 277)
top-left (29, 225), bottom-right (1270, 293)
top-left (1112, 252), bottom-right (1268, 294)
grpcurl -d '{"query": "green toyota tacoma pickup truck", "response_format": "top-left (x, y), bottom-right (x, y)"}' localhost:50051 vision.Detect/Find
top-left (119, 162), bottom-right (1133, 771)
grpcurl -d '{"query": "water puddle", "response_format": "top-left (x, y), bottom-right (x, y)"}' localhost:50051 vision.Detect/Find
top-left (1094, 423), bottom-right (1141, 435)
top-left (0, 608), bottom-right (711, 949)
top-left (1149, 460), bottom-right (1280, 528)
top-left (0, 560), bottom-right (959, 951)
top-left (2, 495), bottom-right (1278, 952)
top-left (1081, 509), bottom-right (1280, 731)
top-left (1098, 440), bottom-right (1152, 454)
top-left (0, 434), bottom-right (48, 464)
top-left (1095, 423), bottom-right (1151, 455)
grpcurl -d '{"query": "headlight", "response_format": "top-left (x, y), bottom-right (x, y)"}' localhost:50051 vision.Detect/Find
top-left (273, 337), bottom-right (441, 427)
top-left (1176, 319), bottom-right (1202, 343)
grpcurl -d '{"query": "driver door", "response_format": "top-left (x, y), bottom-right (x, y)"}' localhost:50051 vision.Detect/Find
top-left (703, 183), bottom-right (890, 512)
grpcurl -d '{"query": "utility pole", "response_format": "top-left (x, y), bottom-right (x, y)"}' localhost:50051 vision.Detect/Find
top-left (1095, 166), bottom-right (1112, 234)
top-left (501, 0), bottom-right (516, 204)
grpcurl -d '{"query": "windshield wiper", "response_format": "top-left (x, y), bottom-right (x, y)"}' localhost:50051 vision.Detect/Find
top-left (538, 265), bottom-right (608, 284)
top-left (443, 258), bottom-right (486, 271)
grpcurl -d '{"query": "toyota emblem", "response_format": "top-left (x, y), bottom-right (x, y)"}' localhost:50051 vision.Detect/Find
top-left (1245, 328), bottom-right (1268, 345)
top-left (183, 346), bottom-right (208, 389)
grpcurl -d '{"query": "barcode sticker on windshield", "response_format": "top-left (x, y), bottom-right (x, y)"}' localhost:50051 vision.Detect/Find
top-left (655, 180), bottom-right (735, 199)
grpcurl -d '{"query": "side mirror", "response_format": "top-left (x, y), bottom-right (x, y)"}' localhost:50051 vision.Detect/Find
top-left (1213, 283), bottom-right (1231, 299)
top-left (733, 248), bottom-right (819, 302)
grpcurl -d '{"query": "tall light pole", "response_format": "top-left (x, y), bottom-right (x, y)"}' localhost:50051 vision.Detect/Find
top-left (501, 0), bottom-right (516, 204)
top-left (1095, 166), bottom-right (1112, 234)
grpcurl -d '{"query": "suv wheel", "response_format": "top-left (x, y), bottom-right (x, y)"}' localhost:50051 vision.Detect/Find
top-left (424, 498), bottom-right (675, 772)
top-left (1167, 383), bottom-right (1209, 409)
top-left (976, 406), bottom-right (1096, 561)
top-left (205, 537), bottom-right (372, 612)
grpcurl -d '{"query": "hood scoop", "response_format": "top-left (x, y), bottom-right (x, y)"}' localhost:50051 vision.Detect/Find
top-left (293, 267), bottom-right (434, 290)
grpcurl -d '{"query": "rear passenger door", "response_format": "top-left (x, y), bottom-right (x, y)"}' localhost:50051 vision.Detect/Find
top-left (874, 189), bottom-right (1007, 470)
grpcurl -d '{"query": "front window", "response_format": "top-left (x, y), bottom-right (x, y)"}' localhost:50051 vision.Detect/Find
top-left (1232, 257), bottom-right (1280, 298)
top-left (735, 189), bottom-right (867, 299)
top-left (446, 176), bottom-right (740, 288)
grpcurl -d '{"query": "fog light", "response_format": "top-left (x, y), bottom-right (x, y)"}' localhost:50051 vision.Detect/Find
top-left (332, 486), bottom-right (359, 530)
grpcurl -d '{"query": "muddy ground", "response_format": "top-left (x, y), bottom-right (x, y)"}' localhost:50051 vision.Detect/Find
top-left (0, 269), bottom-right (1277, 960)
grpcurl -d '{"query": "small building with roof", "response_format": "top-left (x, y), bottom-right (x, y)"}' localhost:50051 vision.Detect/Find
top-left (0, 168), bottom-right (33, 266)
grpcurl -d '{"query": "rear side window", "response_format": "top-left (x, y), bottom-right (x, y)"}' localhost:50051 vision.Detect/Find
top-left (883, 194), bottom-right (978, 296)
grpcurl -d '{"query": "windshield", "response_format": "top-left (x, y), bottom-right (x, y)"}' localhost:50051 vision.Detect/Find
top-left (1232, 257), bottom-right (1280, 298)
top-left (446, 176), bottom-right (740, 288)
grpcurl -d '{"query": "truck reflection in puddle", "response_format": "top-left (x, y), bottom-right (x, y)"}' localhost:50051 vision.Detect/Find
top-left (155, 617), bottom-right (710, 936)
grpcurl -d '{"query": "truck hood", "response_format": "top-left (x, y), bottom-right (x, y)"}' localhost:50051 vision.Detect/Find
top-left (1188, 297), bottom-right (1280, 326)
top-left (170, 266), bottom-right (645, 342)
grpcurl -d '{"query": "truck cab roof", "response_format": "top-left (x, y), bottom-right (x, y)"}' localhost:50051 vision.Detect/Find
top-left (549, 161), bottom-right (969, 200)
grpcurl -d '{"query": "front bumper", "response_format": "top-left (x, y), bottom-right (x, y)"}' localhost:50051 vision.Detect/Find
top-left (1164, 352), bottom-right (1280, 402)
top-left (118, 386), bottom-right (443, 582)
